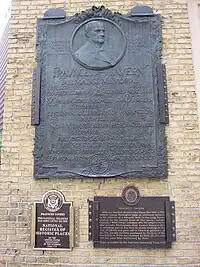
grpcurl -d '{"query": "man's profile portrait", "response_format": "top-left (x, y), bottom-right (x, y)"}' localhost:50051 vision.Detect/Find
top-left (74, 20), bottom-right (117, 69)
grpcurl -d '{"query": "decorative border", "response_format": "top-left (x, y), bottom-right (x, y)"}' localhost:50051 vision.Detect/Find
top-left (73, 6), bottom-right (121, 24)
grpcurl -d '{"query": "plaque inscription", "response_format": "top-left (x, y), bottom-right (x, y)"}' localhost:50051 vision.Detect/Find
top-left (33, 190), bottom-right (74, 250)
top-left (34, 6), bottom-right (167, 178)
top-left (88, 187), bottom-right (176, 248)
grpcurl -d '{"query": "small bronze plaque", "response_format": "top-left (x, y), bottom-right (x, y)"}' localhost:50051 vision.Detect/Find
top-left (88, 187), bottom-right (176, 248)
top-left (32, 190), bottom-right (74, 250)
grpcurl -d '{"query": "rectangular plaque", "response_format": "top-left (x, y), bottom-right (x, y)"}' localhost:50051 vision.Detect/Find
top-left (34, 6), bottom-right (167, 178)
top-left (32, 191), bottom-right (74, 250)
top-left (88, 195), bottom-right (176, 248)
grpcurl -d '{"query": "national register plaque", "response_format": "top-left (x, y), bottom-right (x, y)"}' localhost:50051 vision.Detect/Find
top-left (88, 186), bottom-right (176, 248)
top-left (32, 190), bottom-right (74, 250)
top-left (33, 6), bottom-right (167, 178)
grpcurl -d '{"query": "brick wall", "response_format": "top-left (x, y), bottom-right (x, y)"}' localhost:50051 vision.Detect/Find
top-left (0, 0), bottom-right (200, 266)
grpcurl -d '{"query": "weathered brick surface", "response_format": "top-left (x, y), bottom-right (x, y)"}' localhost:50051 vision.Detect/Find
top-left (0, 0), bottom-right (200, 266)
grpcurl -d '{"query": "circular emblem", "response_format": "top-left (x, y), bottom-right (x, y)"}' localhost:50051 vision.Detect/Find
top-left (122, 186), bottom-right (140, 206)
top-left (42, 190), bottom-right (65, 212)
top-left (123, 92), bottom-right (133, 103)
top-left (71, 18), bottom-right (126, 70)
top-left (89, 154), bottom-right (109, 174)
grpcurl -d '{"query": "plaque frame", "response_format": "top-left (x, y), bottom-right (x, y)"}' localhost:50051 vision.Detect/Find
top-left (32, 191), bottom-right (75, 251)
top-left (31, 67), bottom-right (41, 126)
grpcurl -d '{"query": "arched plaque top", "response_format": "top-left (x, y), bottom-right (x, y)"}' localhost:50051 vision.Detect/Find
top-left (44, 8), bottom-right (66, 19)
top-left (128, 5), bottom-right (154, 16)
top-left (70, 18), bottom-right (127, 71)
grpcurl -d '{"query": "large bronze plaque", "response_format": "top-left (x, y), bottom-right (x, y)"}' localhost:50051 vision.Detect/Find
top-left (34, 6), bottom-right (167, 178)
top-left (32, 190), bottom-right (74, 250)
top-left (88, 187), bottom-right (176, 248)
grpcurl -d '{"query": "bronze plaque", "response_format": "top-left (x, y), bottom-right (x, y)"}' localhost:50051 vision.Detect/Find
top-left (33, 6), bottom-right (167, 179)
top-left (88, 187), bottom-right (176, 248)
top-left (32, 190), bottom-right (74, 250)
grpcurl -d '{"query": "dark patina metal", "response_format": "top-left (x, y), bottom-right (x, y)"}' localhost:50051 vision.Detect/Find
top-left (165, 200), bottom-right (176, 242)
top-left (88, 187), bottom-right (176, 248)
top-left (157, 63), bottom-right (169, 124)
top-left (31, 67), bottom-right (41, 125)
top-left (88, 200), bottom-right (94, 241)
top-left (128, 5), bottom-right (154, 16)
top-left (33, 6), bottom-right (167, 178)
top-left (43, 8), bottom-right (66, 19)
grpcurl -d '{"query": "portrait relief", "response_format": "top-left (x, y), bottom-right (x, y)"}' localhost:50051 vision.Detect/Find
top-left (71, 18), bottom-right (126, 70)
